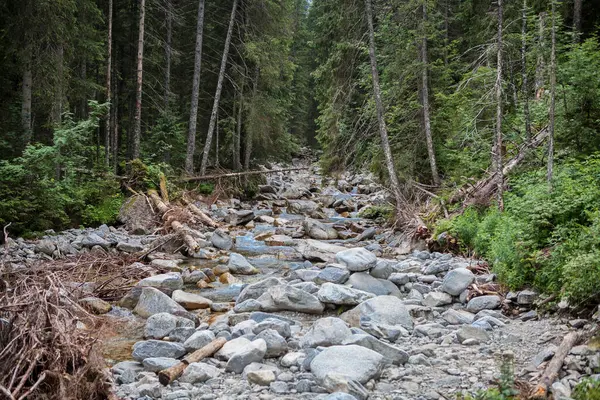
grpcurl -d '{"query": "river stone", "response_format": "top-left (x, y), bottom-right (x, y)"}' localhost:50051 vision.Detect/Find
top-left (297, 239), bottom-right (347, 262)
top-left (466, 295), bottom-right (502, 313)
top-left (388, 273), bottom-right (410, 286)
top-left (287, 200), bottom-right (321, 215)
top-left (456, 326), bottom-right (490, 344)
top-left (236, 277), bottom-right (285, 304)
top-left (441, 309), bottom-right (475, 325)
top-left (35, 239), bottom-right (56, 255)
top-left (132, 340), bottom-right (186, 361)
top-left (346, 272), bottom-right (401, 297)
top-left (171, 290), bottom-right (212, 310)
top-left (81, 233), bottom-right (110, 248)
top-left (117, 241), bottom-right (145, 253)
top-left (182, 269), bottom-right (208, 284)
top-left (255, 329), bottom-right (288, 357)
top-left (441, 268), bottom-right (475, 296)
top-left (168, 327), bottom-right (196, 342)
top-left (180, 362), bottom-right (221, 383)
top-left (215, 337), bottom-right (252, 361)
top-left (260, 285), bottom-right (324, 314)
top-left (144, 312), bottom-right (194, 339)
top-left (517, 290), bottom-right (538, 305)
top-left (137, 273), bottom-right (183, 294)
top-left (134, 287), bottom-right (187, 318)
top-left (183, 330), bottom-right (216, 352)
top-left (304, 219), bottom-right (338, 240)
top-left (423, 292), bottom-right (453, 307)
top-left (370, 259), bottom-right (395, 279)
top-left (142, 357), bottom-right (179, 372)
top-left (341, 295), bottom-right (413, 331)
top-left (310, 345), bottom-right (384, 384)
top-left (315, 265), bottom-right (350, 284)
top-left (234, 299), bottom-right (263, 313)
top-left (247, 369), bottom-right (277, 386)
top-left (317, 283), bottom-right (375, 305)
top-left (232, 319), bottom-right (257, 338)
top-left (342, 334), bottom-right (409, 365)
top-left (227, 210), bottom-right (255, 226)
top-left (300, 317), bottom-right (352, 348)
top-left (225, 339), bottom-right (268, 374)
top-left (253, 318), bottom-right (292, 338)
top-left (228, 253), bottom-right (259, 275)
top-left (323, 393), bottom-right (360, 400)
top-left (211, 229), bottom-right (233, 250)
top-left (335, 248), bottom-right (377, 272)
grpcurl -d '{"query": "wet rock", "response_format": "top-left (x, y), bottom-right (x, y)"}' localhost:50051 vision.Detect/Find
top-left (466, 295), bottom-right (501, 313)
top-left (228, 253), bottom-right (259, 275)
top-left (310, 345), bottom-right (384, 384)
top-left (317, 283), bottom-right (375, 305)
top-left (346, 273), bottom-right (400, 297)
top-left (255, 329), bottom-right (288, 357)
top-left (300, 317), bottom-right (353, 348)
top-left (315, 265), bottom-right (350, 285)
top-left (183, 330), bottom-right (216, 352)
top-left (227, 210), bottom-right (255, 226)
top-left (132, 340), bottom-right (186, 361)
top-left (134, 287), bottom-right (187, 318)
top-left (335, 248), bottom-right (377, 272)
top-left (142, 357), bottom-right (179, 372)
top-left (441, 268), bottom-right (475, 296)
top-left (137, 273), bottom-right (183, 295)
top-left (342, 334), bottom-right (408, 365)
top-left (172, 290), bottom-right (212, 310)
top-left (225, 339), bottom-right (268, 374)
top-left (423, 292), bottom-right (453, 307)
top-left (260, 285), bottom-right (324, 314)
top-left (180, 362), bottom-right (221, 383)
top-left (211, 229), bottom-right (233, 250)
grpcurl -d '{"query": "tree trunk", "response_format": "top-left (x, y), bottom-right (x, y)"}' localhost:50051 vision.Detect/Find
top-left (531, 332), bottom-right (579, 398)
top-left (365, 0), bottom-right (404, 210)
top-left (185, 0), bottom-right (205, 174)
top-left (199, 0), bottom-right (238, 175)
top-left (573, 0), bottom-right (582, 42)
top-left (105, 0), bottom-right (113, 168)
top-left (421, 1), bottom-right (441, 186)
top-left (215, 112), bottom-right (219, 167)
top-left (522, 0), bottom-right (531, 140)
top-left (52, 44), bottom-right (64, 125)
top-left (547, 0), bottom-right (556, 187)
top-left (494, 0), bottom-right (504, 210)
top-left (233, 77), bottom-right (244, 170)
top-left (164, 0), bottom-right (173, 110)
top-left (244, 67), bottom-right (259, 171)
top-left (444, 0), bottom-right (449, 66)
top-left (112, 76), bottom-right (119, 174)
top-left (21, 55), bottom-right (32, 144)
top-left (534, 12), bottom-right (546, 100)
top-left (132, 0), bottom-right (146, 161)
top-left (80, 60), bottom-right (88, 119)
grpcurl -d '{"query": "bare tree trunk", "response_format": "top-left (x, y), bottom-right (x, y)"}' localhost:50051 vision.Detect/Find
top-left (365, 0), bottom-right (404, 210)
top-left (522, 0), bottom-right (531, 140)
top-left (494, 0), bottom-right (504, 210)
top-left (199, 0), bottom-right (238, 175)
top-left (105, 0), bottom-right (113, 168)
top-left (421, 1), bottom-right (441, 186)
top-left (80, 60), bottom-right (88, 119)
top-left (573, 0), bottom-right (582, 42)
top-left (132, 0), bottom-right (146, 161)
top-left (185, 0), bottom-right (205, 174)
top-left (547, 0), bottom-right (556, 187)
top-left (112, 77), bottom-right (119, 174)
top-left (233, 77), bottom-right (244, 170)
top-left (244, 67), bottom-right (258, 171)
top-left (52, 44), bottom-right (65, 125)
top-left (164, 0), bottom-right (173, 110)
top-left (215, 112), bottom-right (219, 167)
top-left (444, 0), bottom-right (449, 66)
top-left (534, 12), bottom-right (546, 100)
top-left (21, 55), bottom-right (32, 143)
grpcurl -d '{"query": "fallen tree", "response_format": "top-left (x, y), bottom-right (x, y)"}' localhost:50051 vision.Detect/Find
top-left (158, 337), bottom-right (227, 385)
top-left (181, 167), bottom-right (309, 182)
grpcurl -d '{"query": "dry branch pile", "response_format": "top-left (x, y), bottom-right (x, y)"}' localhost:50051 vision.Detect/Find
top-left (0, 253), bottom-right (147, 400)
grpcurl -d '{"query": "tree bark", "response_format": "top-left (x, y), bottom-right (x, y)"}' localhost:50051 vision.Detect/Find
top-left (158, 338), bottom-right (227, 385)
top-left (421, 1), bottom-right (441, 186)
top-left (522, 0), bottom-right (531, 140)
top-left (112, 76), bottom-right (119, 174)
top-left (233, 77), bottom-right (244, 170)
top-left (535, 12), bottom-right (546, 100)
top-left (531, 332), bottom-right (579, 399)
top-left (105, 0), bottom-right (113, 168)
top-left (244, 66), bottom-right (259, 171)
top-left (199, 0), bottom-right (239, 175)
top-left (494, 0), bottom-right (504, 210)
top-left (164, 0), bottom-right (173, 110)
top-left (573, 0), bottom-right (582, 42)
top-left (547, 0), bottom-right (556, 187)
top-left (52, 44), bottom-right (65, 125)
top-left (365, 0), bottom-right (404, 210)
top-left (185, 0), bottom-right (205, 174)
top-left (132, 0), bottom-right (146, 160)
top-left (21, 55), bottom-right (32, 144)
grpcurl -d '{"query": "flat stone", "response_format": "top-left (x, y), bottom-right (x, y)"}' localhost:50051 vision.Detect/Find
top-left (247, 369), bottom-right (276, 386)
top-left (172, 290), bottom-right (212, 310)
top-left (466, 295), bottom-right (501, 313)
top-left (423, 292), bottom-right (453, 307)
top-left (310, 345), bottom-right (384, 384)
top-left (317, 283), bottom-right (375, 305)
top-left (341, 295), bottom-right (413, 332)
top-left (297, 239), bottom-right (347, 262)
top-left (132, 340), bottom-right (186, 361)
top-left (137, 273), bottom-right (183, 294)
top-left (335, 248), bottom-right (377, 272)
top-left (134, 287), bottom-right (187, 318)
top-left (315, 265), bottom-right (351, 285)
top-left (441, 309), bottom-right (475, 325)
top-left (260, 285), bottom-right (324, 314)
top-left (346, 272), bottom-right (401, 297)
top-left (142, 357), bottom-right (179, 372)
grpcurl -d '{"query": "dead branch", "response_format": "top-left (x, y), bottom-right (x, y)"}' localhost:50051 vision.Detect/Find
top-left (181, 167), bottom-right (309, 182)
top-left (158, 337), bottom-right (227, 385)
top-left (148, 190), bottom-right (200, 253)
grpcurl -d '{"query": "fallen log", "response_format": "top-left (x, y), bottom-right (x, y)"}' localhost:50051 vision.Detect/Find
top-left (181, 167), bottom-right (309, 182)
top-left (182, 199), bottom-right (218, 228)
top-left (530, 331), bottom-right (579, 399)
top-left (148, 190), bottom-right (200, 253)
top-left (158, 337), bottom-right (227, 385)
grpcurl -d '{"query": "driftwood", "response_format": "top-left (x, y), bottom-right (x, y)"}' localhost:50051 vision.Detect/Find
top-left (182, 167), bottom-right (309, 182)
top-left (148, 190), bottom-right (201, 253)
top-left (158, 337), bottom-right (227, 385)
top-left (182, 198), bottom-right (218, 228)
top-left (530, 331), bottom-right (579, 399)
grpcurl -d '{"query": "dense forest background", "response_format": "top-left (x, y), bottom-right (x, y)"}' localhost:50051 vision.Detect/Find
top-left (1, 0), bottom-right (600, 303)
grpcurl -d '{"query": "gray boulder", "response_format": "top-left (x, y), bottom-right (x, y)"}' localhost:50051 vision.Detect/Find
top-left (211, 229), bottom-right (233, 250)
top-left (456, 326), bottom-right (490, 344)
top-left (466, 295), bottom-right (502, 313)
top-left (253, 318), bottom-right (292, 338)
top-left (236, 277), bottom-right (285, 304)
top-left (136, 273), bottom-right (183, 294)
top-left (260, 285), bottom-right (324, 314)
top-left (315, 265), bottom-right (350, 284)
top-left (317, 283), bottom-right (374, 305)
top-left (310, 345), bottom-right (384, 384)
top-left (423, 292), bottom-right (453, 307)
top-left (227, 210), bottom-right (255, 226)
top-left (179, 362), bottom-right (221, 383)
top-left (341, 295), bottom-right (413, 331)
top-left (346, 272), bottom-right (401, 297)
top-left (183, 330), bottom-right (216, 352)
top-left (132, 340), bottom-right (186, 361)
top-left (144, 312), bottom-right (194, 339)
top-left (225, 339), bottom-right (268, 374)
top-left (35, 239), bottom-right (56, 256)
top-left (255, 329), bottom-right (288, 358)
top-left (142, 357), bottom-right (179, 372)
top-left (342, 334), bottom-right (408, 365)
top-left (215, 337), bottom-right (252, 361)
top-left (441, 268), bottom-right (475, 296)
top-left (441, 309), bottom-right (475, 325)
top-left (300, 317), bottom-right (352, 348)
top-left (134, 287), bottom-right (187, 318)
top-left (335, 248), bottom-right (377, 272)
top-left (304, 219), bottom-right (338, 240)
top-left (228, 253), bottom-right (259, 275)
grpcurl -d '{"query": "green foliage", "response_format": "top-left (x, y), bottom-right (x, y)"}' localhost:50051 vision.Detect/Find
top-left (196, 183), bottom-right (214, 195)
top-left (358, 205), bottom-right (393, 221)
top-left (573, 378), bottom-right (600, 400)
top-left (143, 111), bottom-right (186, 167)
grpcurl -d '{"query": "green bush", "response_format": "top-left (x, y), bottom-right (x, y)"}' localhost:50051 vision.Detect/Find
top-left (573, 378), bottom-right (600, 400)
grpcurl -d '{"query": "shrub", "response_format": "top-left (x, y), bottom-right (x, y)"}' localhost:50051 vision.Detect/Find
top-left (573, 378), bottom-right (600, 400)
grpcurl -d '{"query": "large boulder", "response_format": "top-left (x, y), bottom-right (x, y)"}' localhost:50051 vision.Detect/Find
top-left (136, 273), bottom-right (183, 295)
top-left (118, 195), bottom-right (157, 234)
top-left (335, 248), bottom-right (377, 272)
top-left (441, 268), bottom-right (475, 296)
top-left (287, 200), bottom-right (323, 217)
top-left (134, 287), bottom-right (187, 318)
top-left (342, 334), bottom-right (409, 365)
top-left (423, 292), bottom-right (453, 307)
top-left (466, 295), bottom-right (501, 313)
top-left (317, 283), bottom-right (374, 305)
top-left (211, 229), bottom-right (233, 250)
top-left (297, 240), bottom-right (347, 263)
top-left (131, 340), bottom-right (186, 361)
top-left (346, 273), bottom-right (401, 297)
top-left (228, 253), bottom-right (259, 275)
top-left (310, 345), bottom-right (385, 384)
top-left (179, 362), bottom-right (221, 383)
top-left (300, 317), bottom-right (352, 348)
top-left (144, 312), bottom-right (194, 339)
top-left (183, 330), bottom-right (216, 352)
top-left (441, 309), bottom-right (475, 325)
top-left (341, 295), bottom-right (413, 331)
top-left (172, 290), bottom-right (212, 310)
top-left (35, 239), bottom-right (56, 256)
top-left (225, 339), bottom-right (267, 374)
top-left (303, 219), bottom-right (338, 240)
top-left (236, 277), bottom-right (285, 304)
top-left (215, 337), bottom-right (252, 361)
top-left (259, 285), bottom-right (324, 314)
top-left (255, 329), bottom-right (288, 358)
top-left (226, 210), bottom-right (255, 226)
top-left (315, 265), bottom-right (350, 285)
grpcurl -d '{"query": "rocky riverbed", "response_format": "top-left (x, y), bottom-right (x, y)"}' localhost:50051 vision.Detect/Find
top-left (2, 161), bottom-right (599, 400)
